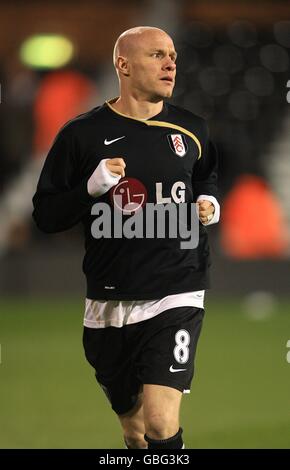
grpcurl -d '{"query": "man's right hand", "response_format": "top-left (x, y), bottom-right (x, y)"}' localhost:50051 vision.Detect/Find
top-left (87, 158), bottom-right (126, 198)
top-left (106, 158), bottom-right (126, 177)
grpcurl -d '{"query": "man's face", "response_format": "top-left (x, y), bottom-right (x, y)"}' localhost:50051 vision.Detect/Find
top-left (127, 31), bottom-right (177, 102)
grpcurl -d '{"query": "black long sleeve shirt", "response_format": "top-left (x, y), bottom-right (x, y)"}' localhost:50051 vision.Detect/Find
top-left (32, 100), bottom-right (218, 300)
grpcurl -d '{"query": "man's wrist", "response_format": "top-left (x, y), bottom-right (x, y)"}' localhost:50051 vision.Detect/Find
top-left (87, 159), bottom-right (121, 198)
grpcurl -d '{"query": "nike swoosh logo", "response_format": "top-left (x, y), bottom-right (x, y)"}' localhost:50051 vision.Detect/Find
top-left (104, 136), bottom-right (125, 145)
top-left (169, 365), bottom-right (187, 373)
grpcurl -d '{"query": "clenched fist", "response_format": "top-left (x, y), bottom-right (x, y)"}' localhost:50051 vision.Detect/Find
top-left (106, 158), bottom-right (126, 178)
top-left (197, 199), bottom-right (215, 224)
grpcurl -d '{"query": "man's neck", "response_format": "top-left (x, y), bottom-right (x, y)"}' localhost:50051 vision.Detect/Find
top-left (111, 96), bottom-right (163, 120)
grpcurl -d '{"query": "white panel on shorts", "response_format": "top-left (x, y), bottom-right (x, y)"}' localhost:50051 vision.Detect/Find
top-left (84, 290), bottom-right (205, 328)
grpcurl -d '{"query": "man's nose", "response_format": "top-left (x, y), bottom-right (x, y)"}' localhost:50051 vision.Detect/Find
top-left (163, 58), bottom-right (176, 71)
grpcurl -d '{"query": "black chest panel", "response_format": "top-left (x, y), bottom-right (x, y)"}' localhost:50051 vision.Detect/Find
top-left (82, 114), bottom-right (202, 204)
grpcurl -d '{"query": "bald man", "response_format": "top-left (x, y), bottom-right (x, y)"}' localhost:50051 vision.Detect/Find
top-left (33, 26), bottom-right (220, 449)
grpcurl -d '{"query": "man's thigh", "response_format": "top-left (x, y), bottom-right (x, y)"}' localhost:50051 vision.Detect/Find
top-left (143, 384), bottom-right (182, 431)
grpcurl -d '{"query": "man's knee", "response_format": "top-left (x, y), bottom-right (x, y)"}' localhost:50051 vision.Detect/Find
top-left (143, 384), bottom-right (182, 437)
top-left (145, 411), bottom-right (179, 440)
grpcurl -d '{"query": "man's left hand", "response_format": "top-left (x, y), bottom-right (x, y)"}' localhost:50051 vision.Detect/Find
top-left (197, 200), bottom-right (215, 224)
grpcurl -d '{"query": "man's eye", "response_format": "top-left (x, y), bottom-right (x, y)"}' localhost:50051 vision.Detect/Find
top-left (152, 53), bottom-right (161, 58)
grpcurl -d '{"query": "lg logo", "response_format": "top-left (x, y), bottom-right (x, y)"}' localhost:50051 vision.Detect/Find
top-left (156, 181), bottom-right (186, 204)
top-left (110, 178), bottom-right (147, 214)
top-left (110, 179), bottom-right (186, 214)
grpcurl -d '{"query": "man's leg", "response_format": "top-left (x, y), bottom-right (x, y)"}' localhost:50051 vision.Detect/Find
top-left (118, 392), bottom-right (147, 449)
top-left (143, 384), bottom-right (183, 449)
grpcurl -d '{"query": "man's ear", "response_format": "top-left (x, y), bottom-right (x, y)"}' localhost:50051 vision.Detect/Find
top-left (116, 56), bottom-right (130, 77)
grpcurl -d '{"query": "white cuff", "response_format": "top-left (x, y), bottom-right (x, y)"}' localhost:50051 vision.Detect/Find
top-left (197, 195), bottom-right (220, 225)
top-left (87, 159), bottom-right (121, 198)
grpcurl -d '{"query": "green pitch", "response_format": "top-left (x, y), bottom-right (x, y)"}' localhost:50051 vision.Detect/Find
top-left (0, 297), bottom-right (289, 449)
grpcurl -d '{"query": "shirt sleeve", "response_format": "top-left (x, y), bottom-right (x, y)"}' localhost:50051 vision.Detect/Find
top-left (32, 126), bottom-right (95, 233)
top-left (192, 139), bottom-right (219, 202)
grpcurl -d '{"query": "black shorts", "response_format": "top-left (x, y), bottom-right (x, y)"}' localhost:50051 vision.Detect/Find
top-left (83, 306), bottom-right (204, 415)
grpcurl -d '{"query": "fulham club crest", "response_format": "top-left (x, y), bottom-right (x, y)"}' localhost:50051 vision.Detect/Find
top-left (167, 134), bottom-right (188, 157)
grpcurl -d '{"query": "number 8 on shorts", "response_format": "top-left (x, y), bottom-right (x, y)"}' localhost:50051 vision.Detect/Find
top-left (173, 329), bottom-right (190, 364)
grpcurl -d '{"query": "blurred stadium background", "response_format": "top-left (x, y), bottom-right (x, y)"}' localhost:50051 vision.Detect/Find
top-left (0, 0), bottom-right (290, 449)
